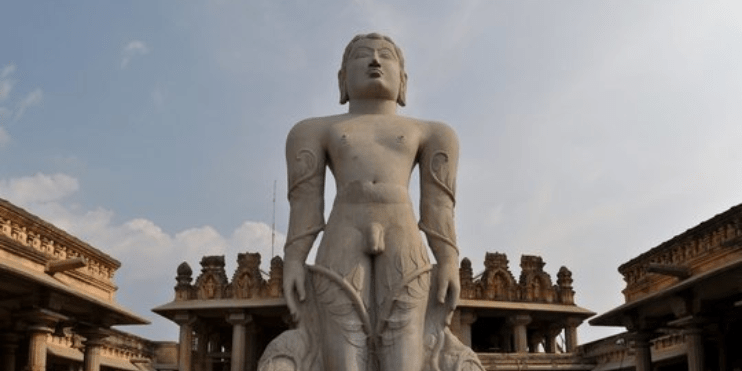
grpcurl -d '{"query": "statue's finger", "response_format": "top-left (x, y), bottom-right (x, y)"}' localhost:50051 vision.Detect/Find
top-left (296, 280), bottom-right (306, 302)
top-left (437, 284), bottom-right (447, 304)
top-left (286, 292), bottom-right (299, 322)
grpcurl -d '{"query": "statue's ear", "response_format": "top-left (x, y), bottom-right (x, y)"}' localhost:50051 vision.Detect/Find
top-left (397, 71), bottom-right (408, 107)
top-left (338, 69), bottom-right (349, 105)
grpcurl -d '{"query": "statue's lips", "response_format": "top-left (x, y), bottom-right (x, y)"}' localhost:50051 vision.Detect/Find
top-left (368, 68), bottom-right (383, 77)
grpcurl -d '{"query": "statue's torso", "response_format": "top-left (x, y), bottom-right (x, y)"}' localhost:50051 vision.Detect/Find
top-left (314, 114), bottom-right (428, 275)
top-left (326, 114), bottom-right (423, 200)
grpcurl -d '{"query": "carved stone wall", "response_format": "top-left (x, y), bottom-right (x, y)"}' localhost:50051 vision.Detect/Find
top-left (0, 198), bottom-right (119, 302)
top-left (174, 252), bottom-right (577, 306)
top-left (619, 204), bottom-right (742, 303)
top-left (176, 253), bottom-right (284, 301)
top-left (459, 253), bottom-right (576, 305)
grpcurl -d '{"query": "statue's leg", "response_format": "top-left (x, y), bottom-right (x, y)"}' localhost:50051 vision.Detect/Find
top-left (313, 246), bottom-right (373, 371)
top-left (374, 239), bottom-right (431, 371)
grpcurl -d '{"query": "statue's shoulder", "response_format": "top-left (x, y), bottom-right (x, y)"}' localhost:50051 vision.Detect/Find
top-left (287, 115), bottom-right (347, 145)
top-left (290, 114), bottom-right (348, 133)
top-left (414, 119), bottom-right (458, 147)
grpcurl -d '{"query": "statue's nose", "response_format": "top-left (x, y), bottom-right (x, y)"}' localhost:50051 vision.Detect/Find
top-left (369, 55), bottom-right (381, 67)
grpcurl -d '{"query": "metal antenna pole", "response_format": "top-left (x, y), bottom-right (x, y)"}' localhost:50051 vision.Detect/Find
top-left (271, 180), bottom-right (276, 258)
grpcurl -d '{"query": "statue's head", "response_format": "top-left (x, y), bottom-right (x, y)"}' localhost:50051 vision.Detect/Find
top-left (338, 33), bottom-right (407, 106)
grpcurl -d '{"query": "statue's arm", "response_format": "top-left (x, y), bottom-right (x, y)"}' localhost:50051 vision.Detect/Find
top-left (283, 120), bottom-right (326, 319)
top-left (419, 122), bottom-right (460, 309)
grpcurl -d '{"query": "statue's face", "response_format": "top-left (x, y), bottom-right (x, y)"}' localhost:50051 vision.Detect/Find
top-left (344, 38), bottom-right (402, 102)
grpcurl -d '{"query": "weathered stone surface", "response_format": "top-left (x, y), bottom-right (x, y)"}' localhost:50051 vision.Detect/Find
top-left (259, 33), bottom-right (480, 371)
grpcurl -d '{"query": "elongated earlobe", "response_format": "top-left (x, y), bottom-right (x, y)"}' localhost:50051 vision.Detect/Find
top-left (397, 71), bottom-right (408, 107)
top-left (338, 69), bottom-right (349, 105)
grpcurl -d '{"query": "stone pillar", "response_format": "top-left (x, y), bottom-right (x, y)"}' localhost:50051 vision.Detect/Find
top-left (544, 325), bottom-right (562, 353)
top-left (0, 334), bottom-right (19, 371)
top-left (684, 326), bottom-right (704, 371)
top-left (226, 312), bottom-right (252, 371)
top-left (195, 328), bottom-right (208, 371)
top-left (508, 314), bottom-right (531, 353)
top-left (175, 312), bottom-right (196, 371)
top-left (563, 317), bottom-right (582, 352)
top-left (529, 331), bottom-right (545, 353)
top-left (631, 332), bottom-right (652, 371)
top-left (246, 321), bottom-right (258, 371)
top-left (459, 311), bottom-right (477, 348)
top-left (27, 322), bottom-right (55, 371)
top-left (79, 329), bottom-right (109, 371)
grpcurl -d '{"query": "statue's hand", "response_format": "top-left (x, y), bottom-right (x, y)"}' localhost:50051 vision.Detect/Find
top-left (436, 258), bottom-right (461, 311)
top-left (283, 259), bottom-right (306, 323)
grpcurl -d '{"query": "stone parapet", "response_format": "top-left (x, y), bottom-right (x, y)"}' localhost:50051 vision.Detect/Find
top-left (175, 254), bottom-right (283, 301)
top-left (173, 252), bottom-right (579, 307)
top-left (477, 352), bottom-right (595, 370)
top-left (460, 253), bottom-right (578, 305)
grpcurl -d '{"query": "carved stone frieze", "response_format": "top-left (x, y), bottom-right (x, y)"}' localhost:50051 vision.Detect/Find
top-left (458, 253), bottom-right (576, 305)
top-left (0, 198), bottom-right (119, 292)
top-left (175, 251), bottom-right (579, 306)
top-left (177, 254), bottom-right (285, 301)
top-left (619, 203), bottom-right (742, 303)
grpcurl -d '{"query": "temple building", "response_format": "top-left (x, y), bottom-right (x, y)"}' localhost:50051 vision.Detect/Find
top-left (153, 252), bottom-right (595, 371)
top-left (586, 204), bottom-right (742, 371)
top-left (8, 193), bottom-right (742, 371)
top-left (0, 199), bottom-right (177, 371)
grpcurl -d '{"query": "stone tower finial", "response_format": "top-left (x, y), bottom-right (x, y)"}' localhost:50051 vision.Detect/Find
top-left (175, 262), bottom-right (193, 301)
top-left (557, 266), bottom-right (575, 305)
top-left (460, 258), bottom-right (474, 299)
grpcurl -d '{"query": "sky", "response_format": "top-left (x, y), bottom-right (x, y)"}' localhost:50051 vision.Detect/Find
top-left (2, 1), bottom-right (742, 345)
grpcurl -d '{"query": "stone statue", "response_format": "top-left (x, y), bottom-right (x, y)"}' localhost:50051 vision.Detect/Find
top-left (259, 33), bottom-right (482, 371)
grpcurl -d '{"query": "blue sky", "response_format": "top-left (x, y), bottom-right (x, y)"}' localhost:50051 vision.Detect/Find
top-left (2, 1), bottom-right (742, 344)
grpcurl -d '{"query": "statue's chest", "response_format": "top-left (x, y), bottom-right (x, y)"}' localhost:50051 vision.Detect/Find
top-left (329, 122), bottom-right (418, 157)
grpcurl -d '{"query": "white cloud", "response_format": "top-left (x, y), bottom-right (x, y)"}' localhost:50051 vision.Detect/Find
top-left (121, 40), bottom-right (150, 69)
top-left (151, 85), bottom-right (166, 107)
top-left (0, 80), bottom-right (12, 102)
top-left (0, 126), bottom-right (8, 148)
top-left (0, 63), bottom-right (15, 102)
top-left (0, 107), bottom-right (10, 121)
top-left (0, 64), bottom-right (15, 79)
top-left (0, 173), bottom-right (79, 205)
top-left (0, 172), bottom-right (286, 340)
top-left (13, 88), bottom-right (43, 121)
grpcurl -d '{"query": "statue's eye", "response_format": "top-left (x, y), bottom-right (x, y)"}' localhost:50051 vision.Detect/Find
top-left (379, 50), bottom-right (395, 59)
top-left (353, 50), bottom-right (372, 59)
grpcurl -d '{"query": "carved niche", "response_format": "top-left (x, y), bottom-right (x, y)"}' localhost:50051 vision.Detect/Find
top-left (194, 256), bottom-right (229, 300)
top-left (479, 252), bottom-right (517, 301)
top-left (230, 252), bottom-right (267, 299)
top-left (518, 255), bottom-right (556, 303)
